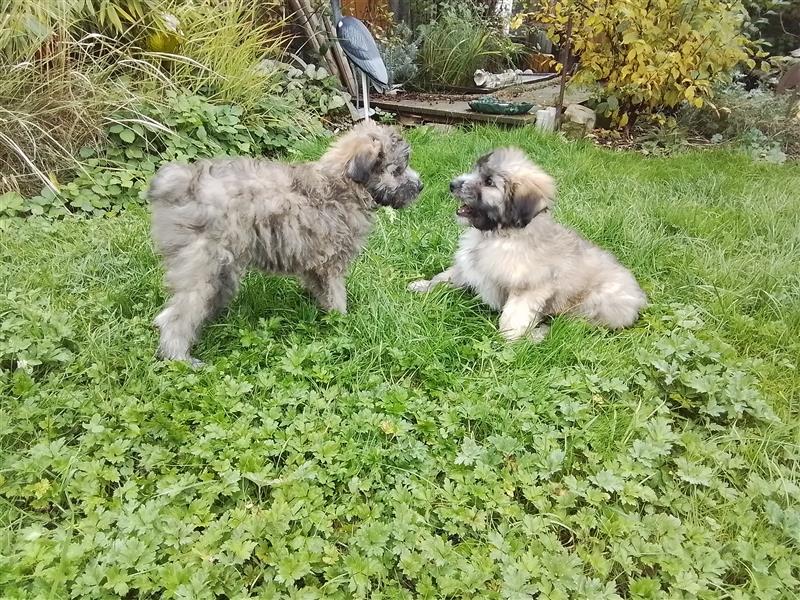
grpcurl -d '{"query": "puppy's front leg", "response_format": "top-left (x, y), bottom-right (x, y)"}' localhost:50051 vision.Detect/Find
top-left (408, 266), bottom-right (463, 293)
top-left (303, 272), bottom-right (347, 314)
top-left (499, 291), bottom-right (550, 342)
top-left (323, 276), bottom-right (347, 314)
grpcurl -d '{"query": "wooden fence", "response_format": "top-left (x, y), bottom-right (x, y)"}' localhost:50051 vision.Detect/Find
top-left (341, 1), bottom-right (503, 29)
top-left (341, 0), bottom-right (390, 28)
top-left (341, 0), bottom-right (385, 19)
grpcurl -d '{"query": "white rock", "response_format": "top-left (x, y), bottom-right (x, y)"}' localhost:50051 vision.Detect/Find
top-left (564, 104), bottom-right (596, 130)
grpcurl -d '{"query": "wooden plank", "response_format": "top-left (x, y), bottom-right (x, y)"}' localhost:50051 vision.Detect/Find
top-left (373, 98), bottom-right (538, 126)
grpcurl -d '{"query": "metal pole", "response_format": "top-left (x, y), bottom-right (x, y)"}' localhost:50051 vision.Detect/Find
top-left (362, 70), bottom-right (370, 121)
top-left (351, 63), bottom-right (359, 113)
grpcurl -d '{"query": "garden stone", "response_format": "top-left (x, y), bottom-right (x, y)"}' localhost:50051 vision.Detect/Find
top-left (429, 123), bottom-right (457, 134)
top-left (564, 103), bottom-right (597, 130)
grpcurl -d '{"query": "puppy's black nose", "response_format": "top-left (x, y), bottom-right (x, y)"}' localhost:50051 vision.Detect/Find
top-left (449, 181), bottom-right (457, 192)
top-left (418, 180), bottom-right (424, 191)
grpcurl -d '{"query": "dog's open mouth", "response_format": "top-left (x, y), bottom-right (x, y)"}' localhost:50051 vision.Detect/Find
top-left (456, 204), bottom-right (473, 218)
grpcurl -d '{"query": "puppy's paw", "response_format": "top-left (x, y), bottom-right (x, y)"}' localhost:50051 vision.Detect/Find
top-left (323, 300), bottom-right (347, 315)
top-left (158, 353), bottom-right (205, 369)
top-left (500, 323), bottom-right (549, 343)
top-left (408, 279), bottom-right (432, 293)
top-left (528, 324), bottom-right (550, 343)
top-left (500, 327), bottom-right (525, 342)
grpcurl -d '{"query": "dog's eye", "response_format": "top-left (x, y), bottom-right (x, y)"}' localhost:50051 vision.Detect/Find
top-left (484, 176), bottom-right (493, 187)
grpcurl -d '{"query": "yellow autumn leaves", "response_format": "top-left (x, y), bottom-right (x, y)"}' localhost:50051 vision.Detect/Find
top-left (514, 0), bottom-right (764, 126)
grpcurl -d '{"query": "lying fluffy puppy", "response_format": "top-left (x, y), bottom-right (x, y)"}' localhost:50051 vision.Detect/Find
top-left (409, 148), bottom-right (646, 341)
top-left (149, 121), bottom-right (422, 365)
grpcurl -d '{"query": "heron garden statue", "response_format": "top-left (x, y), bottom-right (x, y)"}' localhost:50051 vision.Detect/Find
top-left (330, 0), bottom-right (388, 121)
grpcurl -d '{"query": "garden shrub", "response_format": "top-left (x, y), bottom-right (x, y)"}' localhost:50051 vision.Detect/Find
top-left (744, 0), bottom-right (800, 56)
top-left (677, 78), bottom-right (800, 161)
top-left (0, 34), bottom-right (156, 197)
top-left (414, 1), bottom-right (520, 89)
top-left (378, 22), bottom-right (420, 87)
top-left (526, 0), bottom-right (766, 128)
top-left (0, 82), bottom-right (335, 219)
top-left (275, 62), bottom-right (349, 116)
top-left (0, 0), bottom-right (349, 216)
top-left (0, 1), bottom-right (299, 199)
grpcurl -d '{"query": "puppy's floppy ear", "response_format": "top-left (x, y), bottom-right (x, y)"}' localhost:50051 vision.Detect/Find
top-left (508, 174), bottom-right (555, 228)
top-left (475, 151), bottom-right (493, 169)
top-left (346, 136), bottom-right (383, 184)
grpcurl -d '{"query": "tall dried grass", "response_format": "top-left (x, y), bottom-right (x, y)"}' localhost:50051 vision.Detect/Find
top-left (0, 0), bottom-right (287, 196)
top-left (1, 35), bottom-right (170, 194)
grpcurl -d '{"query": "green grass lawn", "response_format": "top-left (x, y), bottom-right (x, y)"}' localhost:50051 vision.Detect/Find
top-left (1, 126), bottom-right (799, 599)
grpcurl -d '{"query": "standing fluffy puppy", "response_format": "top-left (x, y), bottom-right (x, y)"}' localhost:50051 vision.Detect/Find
top-left (409, 148), bottom-right (646, 341)
top-left (149, 121), bottom-right (422, 365)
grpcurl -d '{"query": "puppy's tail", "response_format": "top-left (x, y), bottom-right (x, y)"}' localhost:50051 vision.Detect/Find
top-left (148, 162), bottom-right (195, 206)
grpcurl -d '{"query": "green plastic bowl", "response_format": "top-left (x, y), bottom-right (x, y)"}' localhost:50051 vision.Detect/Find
top-left (468, 96), bottom-right (535, 115)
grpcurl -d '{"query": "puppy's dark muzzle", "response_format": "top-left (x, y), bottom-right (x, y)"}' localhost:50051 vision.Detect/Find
top-left (375, 178), bottom-right (422, 209)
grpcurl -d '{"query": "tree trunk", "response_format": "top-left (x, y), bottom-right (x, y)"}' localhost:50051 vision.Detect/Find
top-left (390, 0), bottom-right (411, 25)
top-left (496, 0), bottom-right (513, 34)
top-left (554, 16), bottom-right (573, 131)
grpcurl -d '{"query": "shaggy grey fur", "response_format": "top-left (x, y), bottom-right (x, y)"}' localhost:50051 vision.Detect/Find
top-left (149, 121), bottom-right (421, 365)
top-left (409, 148), bottom-right (646, 341)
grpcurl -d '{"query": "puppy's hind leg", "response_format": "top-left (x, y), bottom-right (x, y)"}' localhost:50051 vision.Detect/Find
top-left (155, 296), bottom-right (213, 367)
top-left (408, 266), bottom-right (464, 294)
top-left (155, 247), bottom-right (239, 366)
top-left (573, 276), bottom-right (647, 330)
